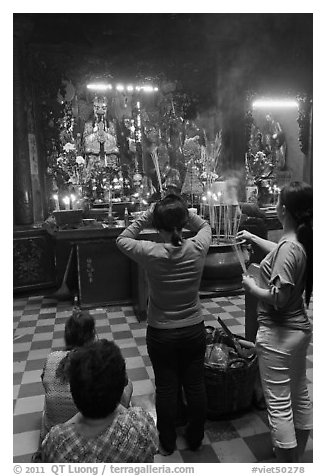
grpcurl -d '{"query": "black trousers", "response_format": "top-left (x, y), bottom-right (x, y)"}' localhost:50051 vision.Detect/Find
top-left (146, 321), bottom-right (207, 452)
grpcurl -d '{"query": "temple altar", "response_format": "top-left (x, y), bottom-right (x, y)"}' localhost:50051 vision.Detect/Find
top-left (14, 209), bottom-right (282, 324)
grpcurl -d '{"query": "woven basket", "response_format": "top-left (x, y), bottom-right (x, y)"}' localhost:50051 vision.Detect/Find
top-left (204, 327), bottom-right (258, 419)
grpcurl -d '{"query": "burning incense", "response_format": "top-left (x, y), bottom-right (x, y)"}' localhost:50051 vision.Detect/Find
top-left (204, 179), bottom-right (244, 243)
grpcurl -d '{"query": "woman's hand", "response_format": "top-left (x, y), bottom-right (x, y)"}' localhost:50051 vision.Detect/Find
top-left (242, 275), bottom-right (257, 294)
top-left (144, 203), bottom-right (155, 226)
top-left (237, 230), bottom-right (253, 242)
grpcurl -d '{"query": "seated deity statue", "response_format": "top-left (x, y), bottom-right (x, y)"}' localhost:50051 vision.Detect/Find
top-left (83, 96), bottom-right (119, 157)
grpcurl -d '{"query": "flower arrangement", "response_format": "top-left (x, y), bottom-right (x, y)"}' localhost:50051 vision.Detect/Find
top-left (46, 101), bottom-right (123, 206)
top-left (46, 102), bottom-right (84, 196)
top-left (47, 140), bottom-right (87, 192)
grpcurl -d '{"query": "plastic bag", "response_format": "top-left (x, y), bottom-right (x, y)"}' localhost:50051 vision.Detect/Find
top-left (205, 343), bottom-right (229, 368)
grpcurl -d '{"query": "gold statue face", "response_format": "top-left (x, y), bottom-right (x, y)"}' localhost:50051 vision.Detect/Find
top-left (93, 96), bottom-right (107, 117)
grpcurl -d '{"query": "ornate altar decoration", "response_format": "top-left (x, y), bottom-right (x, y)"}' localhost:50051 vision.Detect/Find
top-left (46, 95), bottom-right (88, 210)
top-left (83, 96), bottom-right (119, 164)
top-left (245, 113), bottom-right (286, 206)
top-left (46, 82), bottom-right (136, 210)
top-left (181, 135), bottom-right (203, 205)
top-left (82, 95), bottom-right (120, 203)
top-left (297, 94), bottom-right (312, 156)
top-left (45, 77), bottom-right (219, 213)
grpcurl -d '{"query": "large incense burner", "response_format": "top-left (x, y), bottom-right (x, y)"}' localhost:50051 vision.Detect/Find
top-left (199, 180), bottom-right (250, 295)
top-left (200, 236), bottom-right (250, 294)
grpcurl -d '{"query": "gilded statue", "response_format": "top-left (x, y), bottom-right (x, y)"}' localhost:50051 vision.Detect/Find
top-left (83, 96), bottom-right (119, 167)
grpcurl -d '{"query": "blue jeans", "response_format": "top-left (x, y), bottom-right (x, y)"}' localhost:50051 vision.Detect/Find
top-left (256, 325), bottom-right (313, 449)
top-left (146, 322), bottom-right (207, 452)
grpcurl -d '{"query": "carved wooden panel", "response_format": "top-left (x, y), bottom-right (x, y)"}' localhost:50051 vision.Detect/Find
top-left (13, 233), bottom-right (55, 291)
top-left (77, 240), bottom-right (131, 307)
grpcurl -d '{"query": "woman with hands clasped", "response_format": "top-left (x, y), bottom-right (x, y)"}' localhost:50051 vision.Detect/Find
top-left (117, 194), bottom-right (211, 456)
top-left (237, 181), bottom-right (313, 463)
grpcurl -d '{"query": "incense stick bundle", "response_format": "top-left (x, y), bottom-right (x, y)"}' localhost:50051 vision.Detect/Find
top-left (232, 241), bottom-right (247, 274)
top-left (233, 207), bottom-right (242, 238)
top-left (225, 205), bottom-right (228, 240)
top-left (226, 205), bottom-right (231, 240)
top-left (209, 202), bottom-right (215, 230)
top-left (228, 206), bottom-right (232, 238)
top-left (222, 205), bottom-right (225, 240)
top-left (218, 204), bottom-right (222, 241)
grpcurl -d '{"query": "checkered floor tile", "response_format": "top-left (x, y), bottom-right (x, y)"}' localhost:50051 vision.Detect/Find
top-left (13, 294), bottom-right (313, 463)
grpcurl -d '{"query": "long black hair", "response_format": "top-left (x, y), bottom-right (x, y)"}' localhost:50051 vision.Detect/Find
top-left (152, 194), bottom-right (189, 246)
top-left (280, 181), bottom-right (313, 306)
top-left (55, 310), bottom-right (96, 382)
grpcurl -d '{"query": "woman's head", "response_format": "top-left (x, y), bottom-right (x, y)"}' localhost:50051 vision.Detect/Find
top-left (69, 339), bottom-right (126, 419)
top-left (152, 194), bottom-right (189, 246)
top-left (277, 181), bottom-right (313, 306)
top-left (277, 181), bottom-right (312, 227)
top-left (64, 310), bottom-right (96, 350)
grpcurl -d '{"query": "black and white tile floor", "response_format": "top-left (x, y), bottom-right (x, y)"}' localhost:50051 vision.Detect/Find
top-left (13, 294), bottom-right (313, 463)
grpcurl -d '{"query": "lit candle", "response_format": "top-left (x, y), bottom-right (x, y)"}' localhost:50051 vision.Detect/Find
top-left (63, 196), bottom-right (70, 210)
top-left (53, 194), bottom-right (60, 211)
top-left (70, 194), bottom-right (76, 210)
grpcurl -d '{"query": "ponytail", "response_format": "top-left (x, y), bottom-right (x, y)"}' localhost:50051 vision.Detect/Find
top-left (280, 181), bottom-right (313, 307)
top-left (171, 227), bottom-right (183, 246)
top-left (297, 219), bottom-right (313, 307)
